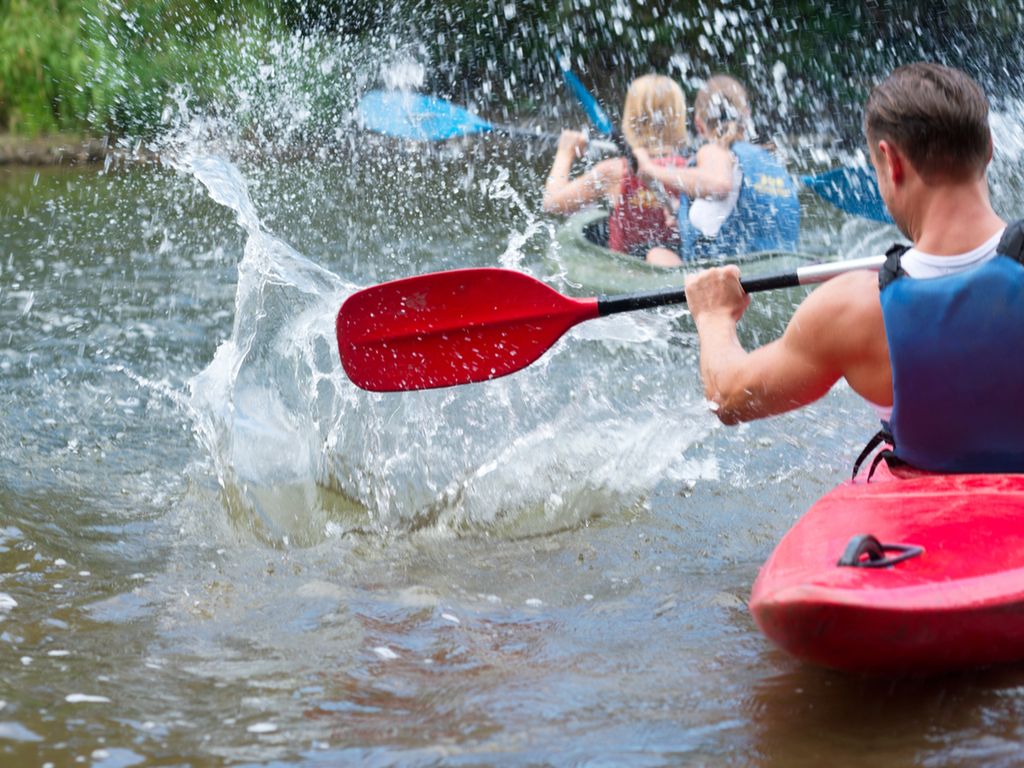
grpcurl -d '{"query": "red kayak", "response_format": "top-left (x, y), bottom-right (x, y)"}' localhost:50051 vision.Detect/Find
top-left (750, 462), bottom-right (1024, 674)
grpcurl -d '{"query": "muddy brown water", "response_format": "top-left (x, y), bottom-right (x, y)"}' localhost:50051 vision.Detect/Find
top-left (2, 152), bottom-right (1024, 767)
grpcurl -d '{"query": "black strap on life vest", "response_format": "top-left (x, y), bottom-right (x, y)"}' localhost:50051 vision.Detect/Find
top-left (851, 426), bottom-right (905, 481)
top-left (877, 242), bottom-right (911, 291)
top-left (998, 219), bottom-right (1024, 265)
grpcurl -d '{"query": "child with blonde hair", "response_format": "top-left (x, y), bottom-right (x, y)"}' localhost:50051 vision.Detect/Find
top-left (543, 74), bottom-right (690, 258)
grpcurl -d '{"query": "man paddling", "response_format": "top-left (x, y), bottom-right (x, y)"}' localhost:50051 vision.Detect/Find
top-left (684, 62), bottom-right (1024, 473)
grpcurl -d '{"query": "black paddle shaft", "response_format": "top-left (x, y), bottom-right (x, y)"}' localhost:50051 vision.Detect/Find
top-left (596, 271), bottom-right (802, 316)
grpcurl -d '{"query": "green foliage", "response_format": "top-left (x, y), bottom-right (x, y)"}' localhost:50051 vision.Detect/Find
top-left (0, 0), bottom-right (83, 134)
top-left (0, 0), bottom-right (278, 135)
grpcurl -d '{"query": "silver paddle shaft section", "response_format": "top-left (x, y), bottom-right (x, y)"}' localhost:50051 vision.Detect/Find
top-left (796, 254), bottom-right (887, 285)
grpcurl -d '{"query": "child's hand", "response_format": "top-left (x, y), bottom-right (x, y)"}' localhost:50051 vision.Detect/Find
top-left (557, 130), bottom-right (589, 158)
top-left (632, 147), bottom-right (655, 178)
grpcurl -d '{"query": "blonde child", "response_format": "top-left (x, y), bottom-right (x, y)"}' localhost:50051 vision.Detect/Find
top-left (543, 74), bottom-right (689, 258)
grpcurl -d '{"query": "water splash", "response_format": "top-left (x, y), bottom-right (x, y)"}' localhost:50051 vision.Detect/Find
top-left (990, 100), bottom-right (1024, 212)
top-left (169, 141), bottom-right (719, 548)
top-left (482, 166), bottom-right (555, 269)
top-left (381, 56), bottom-right (427, 91)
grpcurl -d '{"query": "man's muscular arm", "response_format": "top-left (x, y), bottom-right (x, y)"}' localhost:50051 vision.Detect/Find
top-left (685, 267), bottom-right (881, 424)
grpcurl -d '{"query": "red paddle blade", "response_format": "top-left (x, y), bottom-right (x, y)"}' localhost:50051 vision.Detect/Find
top-left (337, 268), bottom-right (600, 392)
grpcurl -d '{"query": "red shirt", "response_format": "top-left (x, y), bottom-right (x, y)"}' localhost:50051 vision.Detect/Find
top-left (607, 155), bottom-right (688, 254)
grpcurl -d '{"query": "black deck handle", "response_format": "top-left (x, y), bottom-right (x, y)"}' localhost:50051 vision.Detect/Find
top-left (837, 534), bottom-right (924, 568)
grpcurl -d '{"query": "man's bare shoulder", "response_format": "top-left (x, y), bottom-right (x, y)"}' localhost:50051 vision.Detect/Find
top-left (797, 269), bottom-right (879, 319)
top-left (785, 269), bottom-right (883, 354)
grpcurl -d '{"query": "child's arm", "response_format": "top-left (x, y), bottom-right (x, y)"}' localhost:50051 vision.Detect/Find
top-left (543, 131), bottom-right (623, 214)
top-left (635, 144), bottom-right (735, 200)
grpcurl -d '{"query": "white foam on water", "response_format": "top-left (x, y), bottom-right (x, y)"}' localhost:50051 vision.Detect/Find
top-left (0, 722), bottom-right (43, 742)
top-left (246, 722), bottom-right (279, 734)
top-left (65, 693), bottom-right (111, 704)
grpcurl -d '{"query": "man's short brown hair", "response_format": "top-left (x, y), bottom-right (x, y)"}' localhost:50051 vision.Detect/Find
top-left (865, 63), bottom-right (991, 181)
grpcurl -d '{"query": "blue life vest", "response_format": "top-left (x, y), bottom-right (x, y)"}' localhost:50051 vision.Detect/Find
top-left (677, 141), bottom-right (801, 261)
top-left (879, 221), bottom-right (1024, 473)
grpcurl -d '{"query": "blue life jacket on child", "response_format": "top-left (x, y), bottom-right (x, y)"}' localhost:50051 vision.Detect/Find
top-left (677, 141), bottom-right (800, 261)
top-left (869, 221), bottom-right (1024, 474)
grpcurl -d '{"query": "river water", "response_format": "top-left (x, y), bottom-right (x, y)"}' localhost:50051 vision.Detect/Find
top-left (3, 62), bottom-right (1024, 768)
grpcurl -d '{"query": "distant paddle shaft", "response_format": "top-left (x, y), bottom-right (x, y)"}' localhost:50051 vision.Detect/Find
top-left (337, 257), bottom-right (884, 392)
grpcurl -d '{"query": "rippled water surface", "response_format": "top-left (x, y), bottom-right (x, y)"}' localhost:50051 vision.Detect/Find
top-left (2, 91), bottom-right (1024, 767)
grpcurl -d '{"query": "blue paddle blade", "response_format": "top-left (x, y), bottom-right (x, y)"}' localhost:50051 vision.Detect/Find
top-left (357, 90), bottom-right (493, 141)
top-left (801, 166), bottom-right (894, 224)
top-left (560, 65), bottom-right (615, 136)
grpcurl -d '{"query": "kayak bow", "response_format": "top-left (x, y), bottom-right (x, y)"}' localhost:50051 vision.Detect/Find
top-left (750, 462), bottom-right (1024, 674)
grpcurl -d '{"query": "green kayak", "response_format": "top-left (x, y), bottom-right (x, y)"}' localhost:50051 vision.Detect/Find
top-left (547, 208), bottom-right (816, 295)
